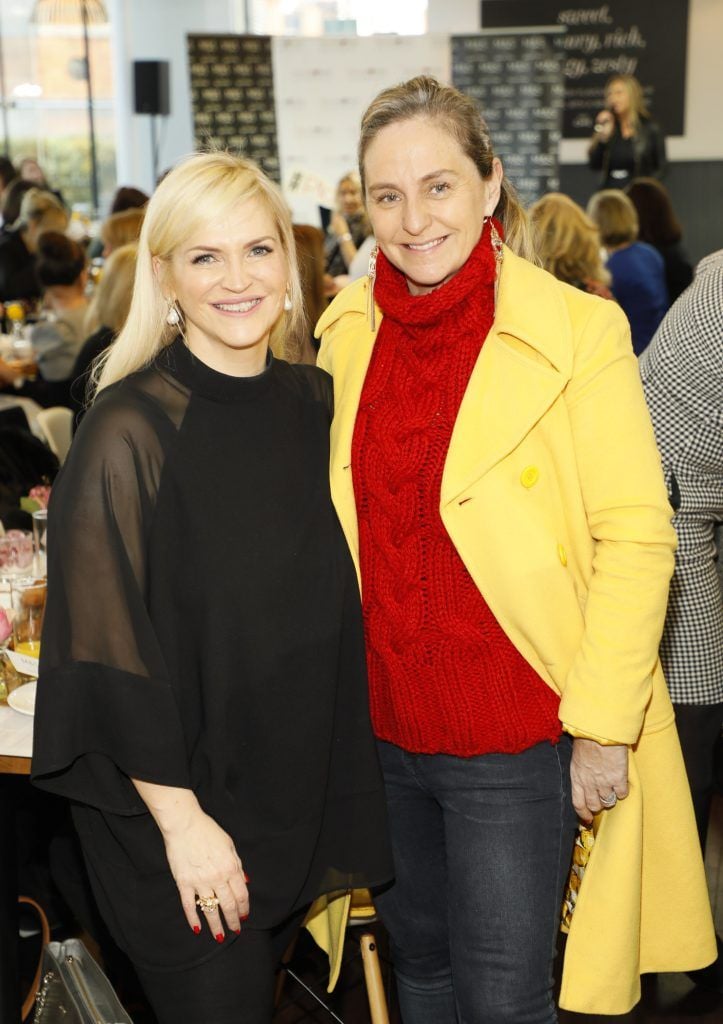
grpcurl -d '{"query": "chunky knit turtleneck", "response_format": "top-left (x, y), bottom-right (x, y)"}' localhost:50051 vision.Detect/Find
top-left (351, 223), bottom-right (562, 755)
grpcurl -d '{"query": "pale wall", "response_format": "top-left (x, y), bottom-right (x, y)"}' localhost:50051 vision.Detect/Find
top-left (108, 0), bottom-right (723, 201)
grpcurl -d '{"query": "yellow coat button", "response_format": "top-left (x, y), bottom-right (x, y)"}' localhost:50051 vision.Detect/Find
top-left (557, 544), bottom-right (568, 567)
top-left (520, 466), bottom-right (539, 488)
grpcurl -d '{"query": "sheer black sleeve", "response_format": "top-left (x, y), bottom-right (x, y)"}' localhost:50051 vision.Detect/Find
top-left (31, 378), bottom-right (191, 815)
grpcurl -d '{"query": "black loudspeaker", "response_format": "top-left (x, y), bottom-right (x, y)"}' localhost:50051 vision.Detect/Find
top-left (133, 61), bottom-right (170, 116)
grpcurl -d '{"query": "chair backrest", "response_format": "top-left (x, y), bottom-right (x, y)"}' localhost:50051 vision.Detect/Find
top-left (35, 407), bottom-right (74, 464)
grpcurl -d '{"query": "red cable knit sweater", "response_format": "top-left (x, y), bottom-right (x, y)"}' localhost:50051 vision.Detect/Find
top-left (351, 224), bottom-right (562, 756)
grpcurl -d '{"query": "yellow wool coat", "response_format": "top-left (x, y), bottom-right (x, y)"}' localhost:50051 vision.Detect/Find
top-left (315, 246), bottom-right (716, 1015)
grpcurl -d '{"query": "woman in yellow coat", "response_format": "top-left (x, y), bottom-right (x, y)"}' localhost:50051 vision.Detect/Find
top-left (316, 76), bottom-right (715, 1019)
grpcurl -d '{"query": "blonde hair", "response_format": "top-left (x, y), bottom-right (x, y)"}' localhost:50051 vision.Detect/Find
top-left (530, 193), bottom-right (610, 287)
top-left (15, 187), bottom-right (68, 234)
top-left (85, 243), bottom-right (138, 335)
top-left (587, 189), bottom-right (639, 248)
top-left (101, 208), bottom-right (145, 254)
top-left (358, 75), bottom-right (536, 262)
top-left (95, 152), bottom-right (304, 394)
top-left (605, 75), bottom-right (650, 131)
top-left (336, 171), bottom-right (362, 204)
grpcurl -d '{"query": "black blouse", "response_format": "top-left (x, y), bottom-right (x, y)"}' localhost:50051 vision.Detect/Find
top-left (32, 339), bottom-right (391, 971)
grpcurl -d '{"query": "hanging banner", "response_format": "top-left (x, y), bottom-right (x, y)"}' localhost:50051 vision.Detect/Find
top-left (187, 35), bottom-right (280, 181)
top-left (272, 35), bottom-right (450, 227)
top-left (452, 33), bottom-right (564, 205)
top-left (481, 1), bottom-right (688, 137)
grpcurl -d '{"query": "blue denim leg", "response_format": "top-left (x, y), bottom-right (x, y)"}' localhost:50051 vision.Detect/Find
top-left (375, 740), bottom-right (457, 1024)
top-left (376, 737), bottom-right (577, 1024)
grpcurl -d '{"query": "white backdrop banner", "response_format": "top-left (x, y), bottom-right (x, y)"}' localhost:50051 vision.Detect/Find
top-left (272, 35), bottom-right (450, 227)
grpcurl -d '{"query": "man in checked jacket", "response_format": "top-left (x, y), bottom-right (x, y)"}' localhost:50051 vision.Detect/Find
top-left (640, 248), bottom-right (723, 991)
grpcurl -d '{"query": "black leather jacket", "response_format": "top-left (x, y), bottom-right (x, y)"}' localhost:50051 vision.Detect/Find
top-left (588, 116), bottom-right (667, 187)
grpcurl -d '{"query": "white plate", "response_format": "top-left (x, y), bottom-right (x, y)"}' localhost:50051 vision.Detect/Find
top-left (7, 680), bottom-right (37, 716)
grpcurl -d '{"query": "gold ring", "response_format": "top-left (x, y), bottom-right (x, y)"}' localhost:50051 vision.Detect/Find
top-left (196, 895), bottom-right (220, 913)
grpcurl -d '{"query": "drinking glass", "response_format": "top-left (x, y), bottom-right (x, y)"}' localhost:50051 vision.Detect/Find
top-left (0, 530), bottom-right (33, 575)
top-left (32, 509), bottom-right (48, 577)
top-left (10, 576), bottom-right (46, 661)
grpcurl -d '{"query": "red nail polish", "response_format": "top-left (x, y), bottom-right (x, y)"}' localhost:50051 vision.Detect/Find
top-left (241, 913), bottom-right (249, 921)
top-left (243, 872), bottom-right (250, 883)
top-left (234, 928), bottom-right (241, 934)
top-left (215, 933), bottom-right (224, 943)
top-left (193, 925), bottom-right (201, 935)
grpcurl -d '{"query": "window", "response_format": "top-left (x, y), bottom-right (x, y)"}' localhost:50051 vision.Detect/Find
top-left (0, 0), bottom-right (115, 212)
top-left (242, 0), bottom-right (428, 37)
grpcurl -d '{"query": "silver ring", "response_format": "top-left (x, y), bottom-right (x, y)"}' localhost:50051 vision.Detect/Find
top-left (600, 791), bottom-right (617, 808)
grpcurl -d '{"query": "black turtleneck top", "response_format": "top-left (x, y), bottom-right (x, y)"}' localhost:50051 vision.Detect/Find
top-left (32, 338), bottom-right (391, 972)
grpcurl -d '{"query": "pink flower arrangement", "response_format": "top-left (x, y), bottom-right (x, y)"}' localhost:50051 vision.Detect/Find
top-left (0, 608), bottom-right (11, 646)
top-left (20, 485), bottom-right (51, 514)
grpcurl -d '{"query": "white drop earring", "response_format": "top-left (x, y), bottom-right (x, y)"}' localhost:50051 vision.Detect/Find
top-left (166, 301), bottom-right (181, 326)
top-left (283, 291), bottom-right (292, 311)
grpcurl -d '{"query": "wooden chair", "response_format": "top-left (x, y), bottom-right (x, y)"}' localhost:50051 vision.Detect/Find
top-left (18, 895), bottom-right (50, 1022)
top-left (277, 888), bottom-right (391, 1023)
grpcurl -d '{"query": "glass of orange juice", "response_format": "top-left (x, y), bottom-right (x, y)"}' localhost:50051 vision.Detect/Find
top-left (10, 576), bottom-right (46, 662)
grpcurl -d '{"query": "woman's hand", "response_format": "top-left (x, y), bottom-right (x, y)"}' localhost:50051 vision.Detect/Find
top-left (570, 737), bottom-right (629, 825)
top-left (0, 357), bottom-right (22, 385)
top-left (593, 110), bottom-right (615, 143)
top-left (132, 781), bottom-right (249, 940)
top-left (162, 806), bottom-right (249, 941)
top-left (330, 212), bottom-right (350, 239)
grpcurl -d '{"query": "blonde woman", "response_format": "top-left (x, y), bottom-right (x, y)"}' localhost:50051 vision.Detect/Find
top-left (100, 206), bottom-right (145, 257)
top-left (588, 74), bottom-right (666, 189)
top-left (530, 192), bottom-right (612, 299)
top-left (69, 242), bottom-right (138, 418)
top-left (31, 152), bottom-right (391, 1024)
top-left (0, 187), bottom-right (68, 302)
top-left (316, 75), bottom-right (714, 1021)
top-left (324, 170), bottom-right (371, 290)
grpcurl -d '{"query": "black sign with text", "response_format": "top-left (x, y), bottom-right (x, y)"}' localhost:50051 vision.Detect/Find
top-left (452, 33), bottom-right (565, 205)
top-left (187, 35), bottom-right (280, 181)
top-left (481, 0), bottom-right (688, 137)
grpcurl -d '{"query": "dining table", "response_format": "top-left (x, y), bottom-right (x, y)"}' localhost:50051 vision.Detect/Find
top-left (0, 698), bottom-right (33, 1024)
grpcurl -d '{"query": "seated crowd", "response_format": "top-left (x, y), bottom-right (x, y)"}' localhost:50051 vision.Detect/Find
top-left (0, 153), bottom-right (693, 429)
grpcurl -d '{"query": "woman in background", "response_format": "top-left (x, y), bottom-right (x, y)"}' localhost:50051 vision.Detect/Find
top-left (530, 192), bottom-right (612, 299)
top-left (0, 187), bottom-right (68, 303)
top-left (588, 74), bottom-right (666, 190)
top-left (100, 207), bottom-right (145, 258)
top-left (588, 189), bottom-right (668, 354)
top-left (324, 171), bottom-right (371, 292)
top-left (110, 185), bottom-right (149, 214)
top-left (69, 242), bottom-right (138, 419)
top-left (0, 232), bottom-right (87, 403)
top-left (87, 190), bottom-right (148, 261)
top-left (19, 156), bottom-right (65, 207)
top-left (0, 177), bottom-right (35, 232)
top-left (626, 177), bottom-right (693, 302)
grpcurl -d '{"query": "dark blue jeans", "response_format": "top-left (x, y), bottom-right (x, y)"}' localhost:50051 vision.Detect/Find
top-left (376, 737), bottom-right (577, 1024)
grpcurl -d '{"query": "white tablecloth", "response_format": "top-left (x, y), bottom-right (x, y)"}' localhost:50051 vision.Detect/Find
top-left (0, 703), bottom-right (32, 759)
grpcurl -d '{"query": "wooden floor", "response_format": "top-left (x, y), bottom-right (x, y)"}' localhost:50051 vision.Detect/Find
top-left (274, 796), bottom-right (723, 1024)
